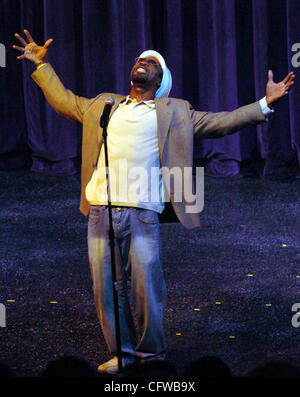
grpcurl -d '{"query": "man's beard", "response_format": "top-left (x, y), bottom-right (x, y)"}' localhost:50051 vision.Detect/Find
top-left (132, 74), bottom-right (148, 85)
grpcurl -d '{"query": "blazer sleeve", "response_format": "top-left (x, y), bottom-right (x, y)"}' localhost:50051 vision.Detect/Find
top-left (188, 101), bottom-right (267, 139)
top-left (31, 63), bottom-right (92, 124)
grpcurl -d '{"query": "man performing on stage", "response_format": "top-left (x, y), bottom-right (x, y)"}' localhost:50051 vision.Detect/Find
top-left (13, 29), bottom-right (294, 374)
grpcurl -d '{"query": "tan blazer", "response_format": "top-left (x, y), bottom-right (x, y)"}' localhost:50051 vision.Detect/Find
top-left (32, 64), bottom-right (266, 229)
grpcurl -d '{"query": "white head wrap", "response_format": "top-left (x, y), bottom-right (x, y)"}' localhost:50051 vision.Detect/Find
top-left (138, 50), bottom-right (172, 98)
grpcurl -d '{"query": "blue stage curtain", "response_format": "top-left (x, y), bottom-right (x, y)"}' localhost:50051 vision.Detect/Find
top-left (0, 0), bottom-right (299, 177)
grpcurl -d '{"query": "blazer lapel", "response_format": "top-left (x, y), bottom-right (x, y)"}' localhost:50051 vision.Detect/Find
top-left (155, 98), bottom-right (173, 158)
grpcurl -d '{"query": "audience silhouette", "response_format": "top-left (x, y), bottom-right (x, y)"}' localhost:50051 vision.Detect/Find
top-left (183, 356), bottom-right (232, 377)
top-left (119, 359), bottom-right (178, 377)
top-left (247, 360), bottom-right (300, 377)
top-left (39, 355), bottom-right (96, 377)
top-left (1, 355), bottom-right (300, 377)
top-left (0, 361), bottom-right (14, 377)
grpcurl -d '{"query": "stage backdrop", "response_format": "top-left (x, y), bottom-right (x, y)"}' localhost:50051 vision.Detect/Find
top-left (0, 0), bottom-right (299, 178)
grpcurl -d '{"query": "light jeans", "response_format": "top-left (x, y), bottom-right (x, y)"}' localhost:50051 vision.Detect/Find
top-left (87, 205), bottom-right (167, 359)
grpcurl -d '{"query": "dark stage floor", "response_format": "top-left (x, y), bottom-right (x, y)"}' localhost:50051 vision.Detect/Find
top-left (0, 170), bottom-right (300, 377)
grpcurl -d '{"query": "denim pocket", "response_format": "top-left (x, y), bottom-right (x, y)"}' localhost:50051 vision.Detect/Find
top-left (135, 208), bottom-right (159, 224)
top-left (88, 213), bottom-right (100, 226)
top-left (88, 206), bottom-right (101, 226)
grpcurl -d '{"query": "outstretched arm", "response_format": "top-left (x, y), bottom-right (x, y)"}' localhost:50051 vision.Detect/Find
top-left (191, 70), bottom-right (295, 139)
top-left (190, 101), bottom-right (266, 139)
top-left (13, 29), bottom-right (91, 123)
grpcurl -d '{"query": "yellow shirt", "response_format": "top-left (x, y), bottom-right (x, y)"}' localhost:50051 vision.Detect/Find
top-left (85, 96), bottom-right (164, 213)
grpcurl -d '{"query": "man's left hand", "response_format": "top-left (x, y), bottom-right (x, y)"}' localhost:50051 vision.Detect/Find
top-left (266, 70), bottom-right (295, 107)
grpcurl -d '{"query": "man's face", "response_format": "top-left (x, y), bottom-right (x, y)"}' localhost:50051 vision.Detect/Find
top-left (130, 56), bottom-right (163, 90)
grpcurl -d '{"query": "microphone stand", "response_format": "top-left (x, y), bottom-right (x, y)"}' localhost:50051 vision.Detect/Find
top-left (100, 106), bottom-right (123, 374)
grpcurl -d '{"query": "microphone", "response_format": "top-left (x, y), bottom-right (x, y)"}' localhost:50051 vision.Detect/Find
top-left (100, 97), bottom-right (115, 128)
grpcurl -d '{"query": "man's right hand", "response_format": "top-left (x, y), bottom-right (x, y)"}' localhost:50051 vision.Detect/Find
top-left (13, 29), bottom-right (53, 66)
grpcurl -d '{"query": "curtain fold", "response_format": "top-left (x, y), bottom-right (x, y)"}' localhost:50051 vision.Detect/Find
top-left (0, 0), bottom-right (299, 177)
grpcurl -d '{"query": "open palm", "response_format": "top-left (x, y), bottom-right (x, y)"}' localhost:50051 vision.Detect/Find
top-left (266, 70), bottom-right (295, 107)
top-left (13, 29), bottom-right (53, 65)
